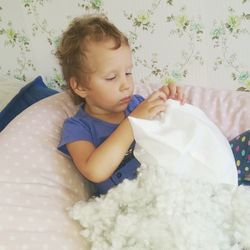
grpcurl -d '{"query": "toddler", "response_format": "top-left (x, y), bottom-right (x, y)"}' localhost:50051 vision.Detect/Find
top-left (56, 14), bottom-right (185, 195)
top-left (57, 14), bottom-right (250, 195)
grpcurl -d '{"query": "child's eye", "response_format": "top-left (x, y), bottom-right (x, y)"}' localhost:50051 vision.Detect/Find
top-left (105, 76), bottom-right (116, 81)
top-left (126, 72), bottom-right (132, 76)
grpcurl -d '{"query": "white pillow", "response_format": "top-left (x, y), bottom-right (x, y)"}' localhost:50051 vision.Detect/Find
top-left (0, 91), bottom-right (92, 250)
top-left (0, 77), bottom-right (26, 111)
top-left (129, 100), bottom-right (238, 186)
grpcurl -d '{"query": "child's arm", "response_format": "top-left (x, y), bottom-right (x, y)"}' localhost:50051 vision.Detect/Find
top-left (67, 118), bottom-right (134, 183)
top-left (66, 90), bottom-right (168, 183)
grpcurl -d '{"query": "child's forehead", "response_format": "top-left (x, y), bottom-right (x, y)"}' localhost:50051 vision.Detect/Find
top-left (84, 39), bottom-right (132, 70)
top-left (84, 37), bottom-right (128, 52)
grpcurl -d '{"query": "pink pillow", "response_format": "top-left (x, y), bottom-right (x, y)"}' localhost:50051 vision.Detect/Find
top-left (0, 91), bottom-right (91, 249)
top-left (183, 85), bottom-right (250, 140)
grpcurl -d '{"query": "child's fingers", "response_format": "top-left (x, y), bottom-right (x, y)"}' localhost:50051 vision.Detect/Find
top-left (143, 95), bottom-right (167, 118)
top-left (149, 98), bottom-right (166, 107)
top-left (160, 85), bottom-right (170, 97)
top-left (168, 85), bottom-right (186, 105)
top-left (176, 87), bottom-right (187, 105)
top-left (147, 90), bottom-right (167, 102)
top-left (176, 86), bottom-right (185, 102)
top-left (168, 83), bottom-right (177, 98)
top-left (149, 104), bottom-right (166, 117)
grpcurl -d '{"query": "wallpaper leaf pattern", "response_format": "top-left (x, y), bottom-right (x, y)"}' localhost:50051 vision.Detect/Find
top-left (0, 0), bottom-right (249, 91)
top-left (210, 7), bottom-right (250, 90)
top-left (0, 5), bottom-right (35, 81)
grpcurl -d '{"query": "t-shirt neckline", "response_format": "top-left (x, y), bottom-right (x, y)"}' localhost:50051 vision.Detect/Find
top-left (79, 104), bottom-right (129, 126)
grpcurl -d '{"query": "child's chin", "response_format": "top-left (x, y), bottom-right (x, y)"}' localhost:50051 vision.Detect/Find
top-left (114, 104), bottom-right (128, 112)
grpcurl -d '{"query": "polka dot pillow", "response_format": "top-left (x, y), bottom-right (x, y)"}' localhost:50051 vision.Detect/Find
top-left (0, 91), bottom-right (92, 250)
top-left (0, 85), bottom-right (249, 250)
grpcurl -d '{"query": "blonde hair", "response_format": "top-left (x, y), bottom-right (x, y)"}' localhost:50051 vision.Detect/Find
top-left (56, 14), bottom-right (129, 99)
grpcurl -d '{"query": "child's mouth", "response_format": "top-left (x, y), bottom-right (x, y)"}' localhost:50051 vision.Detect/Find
top-left (119, 96), bottom-right (131, 104)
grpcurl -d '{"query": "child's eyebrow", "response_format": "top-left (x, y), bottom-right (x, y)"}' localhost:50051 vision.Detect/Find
top-left (125, 64), bottom-right (133, 70)
top-left (102, 64), bottom-right (133, 74)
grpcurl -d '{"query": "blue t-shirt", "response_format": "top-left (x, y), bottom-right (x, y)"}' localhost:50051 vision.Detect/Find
top-left (58, 94), bottom-right (144, 195)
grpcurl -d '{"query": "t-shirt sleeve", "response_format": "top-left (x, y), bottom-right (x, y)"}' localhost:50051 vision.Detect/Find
top-left (57, 117), bottom-right (93, 156)
top-left (127, 94), bottom-right (145, 114)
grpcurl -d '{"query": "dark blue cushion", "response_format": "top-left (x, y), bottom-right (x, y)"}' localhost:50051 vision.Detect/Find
top-left (0, 76), bottom-right (58, 131)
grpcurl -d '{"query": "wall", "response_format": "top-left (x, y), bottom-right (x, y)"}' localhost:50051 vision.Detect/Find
top-left (0, 0), bottom-right (249, 91)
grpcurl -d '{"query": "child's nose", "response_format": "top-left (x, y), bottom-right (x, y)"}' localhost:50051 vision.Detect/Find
top-left (120, 77), bottom-right (130, 91)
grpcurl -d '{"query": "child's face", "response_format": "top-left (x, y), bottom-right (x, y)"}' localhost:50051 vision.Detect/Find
top-left (82, 39), bottom-right (134, 115)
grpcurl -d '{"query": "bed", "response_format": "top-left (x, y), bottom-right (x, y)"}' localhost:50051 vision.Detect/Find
top-left (0, 76), bottom-right (249, 250)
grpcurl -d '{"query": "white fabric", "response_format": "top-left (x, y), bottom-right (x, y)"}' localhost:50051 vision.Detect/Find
top-left (129, 99), bottom-right (238, 187)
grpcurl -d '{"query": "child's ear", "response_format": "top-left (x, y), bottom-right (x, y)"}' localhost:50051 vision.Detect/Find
top-left (69, 77), bottom-right (88, 98)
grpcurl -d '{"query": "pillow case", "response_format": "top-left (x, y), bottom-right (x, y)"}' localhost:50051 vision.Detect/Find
top-left (0, 76), bottom-right (58, 132)
top-left (0, 91), bottom-right (92, 250)
top-left (183, 85), bottom-right (250, 140)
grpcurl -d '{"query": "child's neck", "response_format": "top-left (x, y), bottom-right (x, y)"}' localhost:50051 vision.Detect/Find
top-left (84, 104), bottom-right (125, 124)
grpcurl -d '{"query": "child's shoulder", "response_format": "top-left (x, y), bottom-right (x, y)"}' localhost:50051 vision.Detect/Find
top-left (63, 104), bottom-right (92, 129)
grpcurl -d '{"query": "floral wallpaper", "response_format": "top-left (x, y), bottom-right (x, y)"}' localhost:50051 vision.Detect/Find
top-left (0, 0), bottom-right (249, 91)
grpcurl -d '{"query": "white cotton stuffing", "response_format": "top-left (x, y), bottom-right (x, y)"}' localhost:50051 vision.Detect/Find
top-left (69, 160), bottom-right (250, 250)
top-left (68, 101), bottom-right (250, 249)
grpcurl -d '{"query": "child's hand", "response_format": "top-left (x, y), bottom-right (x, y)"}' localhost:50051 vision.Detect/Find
top-left (130, 90), bottom-right (167, 119)
top-left (160, 83), bottom-right (185, 104)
